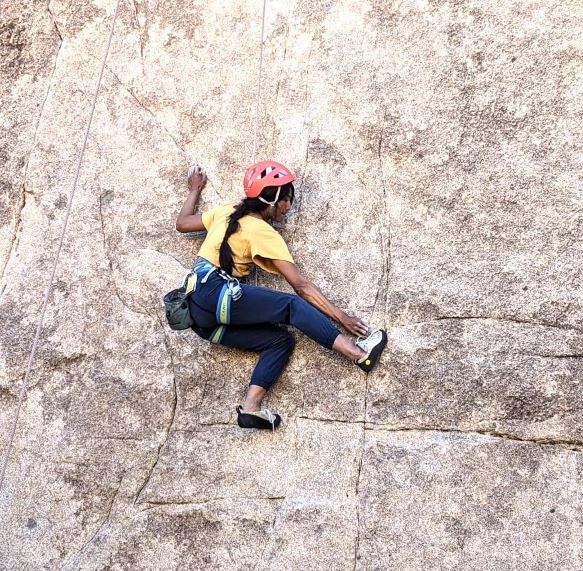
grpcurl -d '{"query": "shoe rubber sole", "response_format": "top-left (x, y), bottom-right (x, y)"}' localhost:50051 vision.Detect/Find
top-left (356, 330), bottom-right (388, 373)
top-left (236, 406), bottom-right (282, 430)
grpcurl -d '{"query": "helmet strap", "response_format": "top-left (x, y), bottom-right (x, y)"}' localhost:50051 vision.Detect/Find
top-left (257, 186), bottom-right (281, 208)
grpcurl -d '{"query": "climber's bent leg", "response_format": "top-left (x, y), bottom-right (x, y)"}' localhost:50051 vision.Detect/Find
top-left (218, 324), bottom-right (296, 391)
top-left (218, 324), bottom-right (295, 420)
top-left (190, 281), bottom-right (386, 373)
top-left (229, 285), bottom-right (340, 349)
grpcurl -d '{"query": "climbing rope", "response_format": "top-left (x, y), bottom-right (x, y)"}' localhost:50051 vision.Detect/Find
top-left (252, 0), bottom-right (268, 164)
top-left (252, 0), bottom-right (268, 287)
top-left (0, 0), bottom-right (123, 492)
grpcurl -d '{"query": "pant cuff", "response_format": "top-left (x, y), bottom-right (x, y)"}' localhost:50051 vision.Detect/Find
top-left (249, 379), bottom-right (273, 390)
top-left (324, 330), bottom-right (341, 350)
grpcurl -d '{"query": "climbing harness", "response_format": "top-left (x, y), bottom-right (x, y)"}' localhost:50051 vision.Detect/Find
top-left (0, 0), bottom-right (123, 491)
top-left (163, 257), bottom-right (242, 331)
top-left (193, 258), bottom-right (242, 319)
top-left (193, 258), bottom-right (241, 298)
top-left (172, 257), bottom-right (243, 345)
top-left (200, 257), bottom-right (241, 346)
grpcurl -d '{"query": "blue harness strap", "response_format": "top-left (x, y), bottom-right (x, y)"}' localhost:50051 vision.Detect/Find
top-left (193, 259), bottom-right (216, 282)
top-left (216, 283), bottom-right (232, 324)
top-left (193, 257), bottom-right (240, 326)
top-left (209, 325), bottom-right (226, 344)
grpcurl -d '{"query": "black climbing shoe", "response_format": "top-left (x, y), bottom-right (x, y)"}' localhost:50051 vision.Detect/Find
top-left (237, 406), bottom-right (282, 431)
top-left (354, 329), bottom-right (388, 373)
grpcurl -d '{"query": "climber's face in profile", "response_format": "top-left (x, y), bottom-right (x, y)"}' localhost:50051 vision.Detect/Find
top-left (272, 194), bottom-right (293, 223)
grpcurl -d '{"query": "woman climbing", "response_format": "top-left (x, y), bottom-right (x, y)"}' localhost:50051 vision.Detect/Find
top-left (175, 160), bottom-right (387, 430)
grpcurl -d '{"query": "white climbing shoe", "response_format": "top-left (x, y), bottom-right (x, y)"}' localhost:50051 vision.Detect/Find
top-left (354, 329), bottom-right (388, 373)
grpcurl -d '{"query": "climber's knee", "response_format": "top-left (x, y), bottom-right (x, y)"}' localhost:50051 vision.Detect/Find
top-left (282, 329), bottom-right (295, 355)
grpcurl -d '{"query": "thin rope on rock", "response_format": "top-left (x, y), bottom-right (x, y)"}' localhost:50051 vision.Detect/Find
top-left (252, 0), bottom-right (268, 287)
top-left (252, 0), bottom-right (268, 164)
top-left (0, 0), bottom-right (123, 492)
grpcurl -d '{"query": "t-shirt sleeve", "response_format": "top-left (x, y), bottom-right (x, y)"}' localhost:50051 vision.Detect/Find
top-left (250, 224), bottom-right (294, 274)
top-left (201, 206), bottom-right (219, 230)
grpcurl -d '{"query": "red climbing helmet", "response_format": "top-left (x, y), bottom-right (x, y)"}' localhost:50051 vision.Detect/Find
top-left (243, 160), bottom-right (295, 199)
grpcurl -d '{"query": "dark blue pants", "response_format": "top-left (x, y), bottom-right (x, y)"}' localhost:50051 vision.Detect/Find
top-left (188, 272), bottom-right (340, 390)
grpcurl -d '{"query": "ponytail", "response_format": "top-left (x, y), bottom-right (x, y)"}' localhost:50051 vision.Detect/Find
top-left (219, 201), bottom-right (253, 275)
top-left (219, 182), bottom-right (295, 275)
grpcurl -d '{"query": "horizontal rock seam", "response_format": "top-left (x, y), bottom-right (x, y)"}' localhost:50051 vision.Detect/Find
top-left (295, 416), bottom-right (583, 451)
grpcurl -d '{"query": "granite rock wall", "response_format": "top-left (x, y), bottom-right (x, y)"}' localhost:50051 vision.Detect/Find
top-left (1, 0), bottom-right (582, 569)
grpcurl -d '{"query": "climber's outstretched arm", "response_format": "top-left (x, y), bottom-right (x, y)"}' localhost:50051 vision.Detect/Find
top-left (271, 259), bottom-right (369, 336)
top-left (176, 165), bottom-right (207, 233)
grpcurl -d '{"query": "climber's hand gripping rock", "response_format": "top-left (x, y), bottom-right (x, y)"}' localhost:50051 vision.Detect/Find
top-left (339, 312), bottom-right (370, 337)
top-left (176, 164), bottom-right (208, 233)
top-left (188, 163), bottom-right (207, 192)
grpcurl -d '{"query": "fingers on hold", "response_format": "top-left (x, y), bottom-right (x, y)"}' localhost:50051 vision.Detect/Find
top-left (188, 164), bottom-right (205, 177)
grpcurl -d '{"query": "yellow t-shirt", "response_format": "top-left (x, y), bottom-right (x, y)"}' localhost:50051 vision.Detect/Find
top-left (198, 204), bottom-right (294, 277)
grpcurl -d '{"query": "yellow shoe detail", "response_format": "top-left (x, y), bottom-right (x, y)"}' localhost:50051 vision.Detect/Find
top-left (365, 359), bottom-right (371, 366)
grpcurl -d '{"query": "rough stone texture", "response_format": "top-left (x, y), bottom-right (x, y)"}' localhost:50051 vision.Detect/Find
top-left (1, 0), bottom-right (583, 569)
top-left (369, 318), bottom-right (583, 442)
top-left (357, 430), bottom-right (583, 570)
top-left (0, 2), bottom-right (61, 282)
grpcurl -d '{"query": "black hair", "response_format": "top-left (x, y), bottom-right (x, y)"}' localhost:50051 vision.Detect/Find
top-left (219, 182), bottom-right (295, 275)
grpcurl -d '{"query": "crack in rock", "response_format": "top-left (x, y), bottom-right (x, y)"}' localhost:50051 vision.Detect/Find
top-left (366, 425), bottom-right (583, 451)
top-left (523, 353), bottom-right (583, 359)
top-left (47, 1), bottom-right (64, 42)
top-left (103, 64), bottom-right (189, 160)
top-left (297, 417), bottom-right (583, 451)
top-left (60, 476), bottom-right (123, 571)
top-left (97, 193), bottom-right (153, 317)
top-left (407, 315), bottom-right (583, 333)
top-left (130, 0), bottom-right (147, 65)
top-left (84, 435), bottom-right (144, 441)
top-left (133, 314), bottom-right (178, 505)
top-left (372, 104), bottom-right (391, 321)
top-left (32, 2), bottom-right (65, 178)
top-left (0, 185), bottom-right (26, 289)
top-left (2, 5), bottom-right (63, 290)
top-left (141, 496), bottom-right (286, 510)
top-left (269, 7), bottom-right (291, 153)
top-left (297, 415), bottom-right (364, 425)
top-left (97, 195), bottom-right (179, 506)
top-left (353, 425), bottom-right (366, 571)
top-left (252, 496), bottom-right (286, 571)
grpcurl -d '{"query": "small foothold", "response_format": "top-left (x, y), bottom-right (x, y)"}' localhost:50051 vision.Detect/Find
top-left (522, 286), bottom-right (528, 291)
top-left (550, 508), bottom-right (556, 513)
top-left (26, 518), bottom-right (37, 529)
